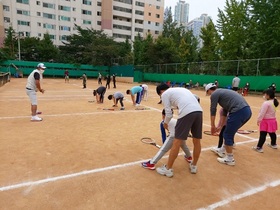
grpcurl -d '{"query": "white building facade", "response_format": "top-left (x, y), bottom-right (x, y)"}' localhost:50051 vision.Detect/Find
top-left (0, 0), bottom-right (164, 46)
top-left (174, 0), bottom-right (189, 27)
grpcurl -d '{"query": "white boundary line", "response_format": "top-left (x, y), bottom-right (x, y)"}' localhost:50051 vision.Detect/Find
top-left (198, 179), bottom-right (280, 210)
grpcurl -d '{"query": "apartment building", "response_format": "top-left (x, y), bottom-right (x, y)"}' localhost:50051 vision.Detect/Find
top-left (0, 0), bottom-right (164, 47)
top-left (174, 0), bottom-right (189, 27)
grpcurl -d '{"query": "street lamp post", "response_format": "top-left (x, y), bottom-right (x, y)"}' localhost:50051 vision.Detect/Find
top-left (17, 32), bottom-right (21, 61)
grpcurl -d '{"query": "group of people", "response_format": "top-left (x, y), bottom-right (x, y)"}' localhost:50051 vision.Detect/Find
top-left (141, 82), bottom-right (278, 178)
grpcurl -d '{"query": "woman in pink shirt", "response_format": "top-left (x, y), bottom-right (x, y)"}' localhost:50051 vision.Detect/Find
top-left (253, 89), bottom-right (279, 153)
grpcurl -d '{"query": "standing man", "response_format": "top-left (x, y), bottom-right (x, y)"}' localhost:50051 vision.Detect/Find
top-left (105, 74), bottom-right (111, 89)
top-left (26, 63), bottom-right (46, 121)
top-left (64, 69), bottom-right (69, 83)
top-left (206, 83), bottom-right (252, 166)
top-left (112, 74), bottom-right (116, 88)
top-left (98, 72), bottom-right (102, 85)
top-left (155, 84), bottom-right (203, 177)
top-left (81, 73), bottom-right (87, 89)
top-left (126, 86), bottom-right (143, 106)
top-left (232, 74), bottom-right (240, 91)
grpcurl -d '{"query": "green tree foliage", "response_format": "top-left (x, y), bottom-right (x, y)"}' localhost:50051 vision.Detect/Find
top-left (59, 25), bottom-right (131, 66)
top-left (199, 20), bottom-right (221, 61)
top-left (217, 0), bottom-right (250, 61)
top-left (19, 37), bottom-right (40, 61)
top-left (2, 26), bottom-right (17, 59)
top-left (37, 33), bottom-right (59, 62)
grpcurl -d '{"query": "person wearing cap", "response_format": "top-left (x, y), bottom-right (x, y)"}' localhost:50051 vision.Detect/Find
top-left (26, 63), bottom-right (46, 121)
top-left (155, 84), bottom-right (203, 177)
top-left (205, 83), bottom-right (252, 166)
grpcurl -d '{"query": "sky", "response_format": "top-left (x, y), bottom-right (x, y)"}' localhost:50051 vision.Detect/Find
top-left (165, 0), bottom-right (226, 23)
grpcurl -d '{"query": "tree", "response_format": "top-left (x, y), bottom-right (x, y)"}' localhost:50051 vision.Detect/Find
top-left (37, 33), bottom-right (59, 62)
top-left (199, 20), bottom-right (221, 61)
top-left (2, 26), bottom-right (17, 59)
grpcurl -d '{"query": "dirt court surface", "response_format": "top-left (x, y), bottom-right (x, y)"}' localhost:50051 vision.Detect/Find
top-left (0, 78), bottom-right (280, 210)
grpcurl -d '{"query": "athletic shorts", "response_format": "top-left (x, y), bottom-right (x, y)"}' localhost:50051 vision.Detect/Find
top-left (175, 111), bottom-right (203, 140)
top-left (26, 89), bottom-right (37, 105)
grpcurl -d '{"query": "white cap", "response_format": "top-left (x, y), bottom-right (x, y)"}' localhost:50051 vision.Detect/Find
top-left (37, 63), bottom-right (46, 69)
top-left (205, 83), bottom-right (216, 92)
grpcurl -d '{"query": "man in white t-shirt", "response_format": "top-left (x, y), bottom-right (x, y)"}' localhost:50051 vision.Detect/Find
top-left (232, 74), bottom-right (240, 91)
top-left (155, 84), bottom-right (203, 177)
top-left (26, 63), bottom-right (46, 121)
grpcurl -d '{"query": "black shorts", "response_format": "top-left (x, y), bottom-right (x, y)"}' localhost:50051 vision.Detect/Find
top-left (175, 111), bottom-right (203, 140)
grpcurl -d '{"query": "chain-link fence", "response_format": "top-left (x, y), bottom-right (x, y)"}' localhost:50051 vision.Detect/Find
top-left (135, 57), bottom-right (280, 76)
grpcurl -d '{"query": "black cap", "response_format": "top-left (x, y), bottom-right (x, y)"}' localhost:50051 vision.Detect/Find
top-left (156, 83), bottom-right (169, 95)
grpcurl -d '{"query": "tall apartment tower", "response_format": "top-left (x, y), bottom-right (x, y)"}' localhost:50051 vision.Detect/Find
top-left (174, 0), bottom-right (189, 27)
top-left (0, 0), bottom-right (164, 47)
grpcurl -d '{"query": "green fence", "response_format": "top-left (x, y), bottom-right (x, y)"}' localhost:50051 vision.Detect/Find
top-left (143, 73), bottom-right (280, 92)
top-left (0, 60), bottom-right (109, 78)
top-left (110, 65), bottom-right (134, 77)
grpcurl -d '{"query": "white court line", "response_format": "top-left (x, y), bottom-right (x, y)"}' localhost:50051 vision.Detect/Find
top-left (198, 179), bottom-right (280, 210)
top-left (0, 139), bottom-right (256, 192)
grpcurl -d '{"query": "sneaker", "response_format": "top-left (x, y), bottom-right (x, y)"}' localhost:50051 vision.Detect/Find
top-left (135, 103), bottom-right (140, 107)
top-left (267, 143), bottom-right (278, 149)
top-left (141, 161), bottom-right (155, 170)
top-left (252, 146), bottom-right (264, 153)
top-left (120, 107), bottom-right (125, 110)
top-left (184, 155), bottom-right (193, 163)
top-left (210, 147), bottom-right (226, 158)
top-left (189, 163), bottom-right (197, 174)
top-left (156, 165), bottom-right (173, 177)
top-left (31, 115), bottom-right (42, 121)
top-left (36, 111), bottom-right (42, 114)
top-left (217, 157), bottom-right (235, 166)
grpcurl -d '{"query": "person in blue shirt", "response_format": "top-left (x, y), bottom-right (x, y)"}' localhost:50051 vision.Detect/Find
top-left (126, 86), bottom-right (143, 106)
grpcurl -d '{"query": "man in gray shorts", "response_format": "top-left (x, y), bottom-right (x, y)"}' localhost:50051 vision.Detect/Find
top-left (155, 84), bottom-right (203, 177)
top-left (26, 63), bottom-right (46, 121)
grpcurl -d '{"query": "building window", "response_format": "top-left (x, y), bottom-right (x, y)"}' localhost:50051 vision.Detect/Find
top-left (36, 1), bottom-right (40, 5)
top-left (37, 12), bottom-right (41, 16)
top-left (17, 10), bottom-right (30, 16)
top-left (155, 22), bottom-right (160, 26)
top-left (83, 20), bottom-right (92, 24)
top-left (59, 5), bottom-right (71, 11)
top-left (25, 32), bottom-right (30, 37)
top-left (97, 21), bottom-right (101, 25)
top-left (135, 1), bottom-right (144, 7)
top-left (38, 33), bottom-right (42, 37)
top-left (59, 15), bottom-right (71, 21)
top-left (155, 31), bottom-right (159, 34)
top-left (135, 28), bottom-right (143, 32)
top-left (156, 14), bottom-right (160, 18)
top-left (43, 3), bottom-right (55, 9)
top-left (18, 20), bottom-right (30, 26)
top-left (4, 17), bottom-right (10, 23)
top-left (60, 26), bottom-right (71, 31)
top-left (148, 29), bottom-right (150, 32)
top-left (49, 34), bottom-right (56, 40)
top-left (135, 19), bottom-right (143, 24)
top-left (82, 10), bottom-right (92, 15)
top-left (16, 0), bottom-right (29, 4)
top-left (83, 0), bottom-right (92, 5)
top-left (73, 17), bottom-right (76, 21)
top-left (113, 24), bottom-right (131, 31)
top-left (113, 33), bottom-right (131, 39)
top-left (59, 35), bottom-right (68, 41)
top-left (3, 5), bottom-right (9, 11)
top-left (135, 10), bottom-right (144, 15)
top-left (97, 2), bottom-right (102, 6)
top-left (43, 13), bottom-right (56, 19)
top-left (148, 12), bottom-right (151, 16)
top-left (156, 6), bottom-right (160, 9)
top-left (73, 7), bottom-right (76, 11)
top-left (148, 21), bottom-right (151, 24)
top-left (97, 11), bottom-right (102, 16)
top-left (43, 23), bottom-right (56, 29)
top-left (113, 6), bottom-right (132, 13)
top-left (37, 22), bottom-right (41, 27)
top-left (113, 0), bottom-right (132, 5)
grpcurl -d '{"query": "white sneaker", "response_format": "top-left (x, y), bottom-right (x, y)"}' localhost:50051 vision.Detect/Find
top-left (156, 165), bottom-right (173, 177)
top-left (267, 143), bottom-right (278, 149)
top-left (189, 163), bottom-right (197, 174)
top-left (31, 115), bottom-right (43, 121)
top-left (135, 103), bottom-right (140, 107)
top-left (217, 157), bottom-right (235, 166)
top-left (210, 147), bottom-right (226, 158)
